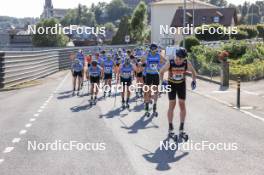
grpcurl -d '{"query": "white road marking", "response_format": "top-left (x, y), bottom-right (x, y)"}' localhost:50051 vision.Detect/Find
top-left (40, 105), bottom-right (45, 109)
top-left (240, 106), bottom-right (254, 110)
top-left (3, 147), bottom-right (14, 153)
top-left (0, 159), bottom-right (4, 164)
top-left (29, 118), bottom-right (36, 122)
top-left (25, 123), bottom-right (32, 128)
top-left (212, 90), bottom-right (231, 94)
top-left (19, 130), bottom-right (27, 135)
top-left (243, 90), bottom-right (260, 96)
top-left (240, 110), bottom-right (264, 122)
top-left (34, 113), bottom-right (39, 117)
top-left (37, 109), bottom-right (42, 113)
top-left (12, 138), bottom-right (21, 143)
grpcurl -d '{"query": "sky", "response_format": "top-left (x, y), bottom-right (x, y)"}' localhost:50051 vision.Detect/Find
top-left (0, 0), bottom-right (260, 18)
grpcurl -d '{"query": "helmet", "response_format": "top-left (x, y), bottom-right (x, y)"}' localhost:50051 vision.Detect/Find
top-left (106, 53), bottom-right (112, 59)
top-left (91, 60), bottom-right (98, 66)
top-left (176, 47), bottom-right (188, 58)
top-left (150, 43), bottom-right (158, 51)
top-left (101, 50), bottom-right (106, 54)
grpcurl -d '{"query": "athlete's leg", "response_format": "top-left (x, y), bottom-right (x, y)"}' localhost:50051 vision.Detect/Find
top-left (178, 99), bottom-right (186, 131)
top-left (168, 100), bottom-right (176, 131)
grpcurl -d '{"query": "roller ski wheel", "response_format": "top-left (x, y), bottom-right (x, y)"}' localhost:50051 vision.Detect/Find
top-left (152, 112), bottom-right (158, 117)
top-left (179, 131), bottom-right (189, 142)
top-left (144, 111), bottom-right (150, 117)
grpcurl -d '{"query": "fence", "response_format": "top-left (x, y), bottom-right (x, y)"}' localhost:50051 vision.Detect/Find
top-left (0, 45), bottom-right (135, 89)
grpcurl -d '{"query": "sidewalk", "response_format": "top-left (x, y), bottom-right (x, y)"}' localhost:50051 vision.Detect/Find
top-left (186, 77), bottom-right (264, 121)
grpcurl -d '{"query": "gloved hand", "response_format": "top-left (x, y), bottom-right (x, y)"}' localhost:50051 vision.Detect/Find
top-left (191, 80), bottom-right (196, 90)
top-left (162, 80), bottom-right (168, 86)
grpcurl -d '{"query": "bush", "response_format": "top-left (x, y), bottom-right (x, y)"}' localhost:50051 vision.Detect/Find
top-left (230, 60), bottom-right (264, 81)
top-left (237, 25), bottom-right (258, 39)
top-left (230, 30), bottom-right (248, 40)
top-left (180, 36), bottom-right (200, 52)
top-left (195, 23), bottom-right (227, 41)
top-left (32, 18), bottom-right (68, 47)
top-left (222, 41), bottom-right (247, 59)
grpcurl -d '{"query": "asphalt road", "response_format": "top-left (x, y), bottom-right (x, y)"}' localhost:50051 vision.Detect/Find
top-left (0, 71), bottom-right (263, 175)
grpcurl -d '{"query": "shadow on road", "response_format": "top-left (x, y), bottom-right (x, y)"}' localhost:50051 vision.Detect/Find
top-left (121, 114), bottom-right (158, 134)
top-left (99, 107), bottom-right (128, 119)
top-left (57, 90), bottom-right (73, 100)
top-left (140, 138), bottom-right (189, 171)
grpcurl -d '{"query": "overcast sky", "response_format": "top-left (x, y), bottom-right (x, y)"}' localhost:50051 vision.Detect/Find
top-left (0, 0), bottom-right (260, 18)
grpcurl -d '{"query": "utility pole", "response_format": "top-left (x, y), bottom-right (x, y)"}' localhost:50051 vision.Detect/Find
top-left (183, 0), bottom-right (187, 48)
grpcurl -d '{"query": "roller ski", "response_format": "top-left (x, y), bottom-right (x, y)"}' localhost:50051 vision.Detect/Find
top-left (144, 103), bottom-right (150, 117)
top-left (103, 91), bottom-right (107, 98)
top-left (179, 130), bottom-right (189, 142)
top-left (168, 129), bottom-right (178, 143)
top-left (108, 91), bottom-right (111, 97)
top-left (152, 103), bottom-right (158, 117)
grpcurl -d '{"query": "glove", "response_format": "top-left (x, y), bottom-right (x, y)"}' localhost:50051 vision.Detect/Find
top-left (162, 80), bottom-right (168, 86)
top-left (191, 80), bottom-right (196, 90)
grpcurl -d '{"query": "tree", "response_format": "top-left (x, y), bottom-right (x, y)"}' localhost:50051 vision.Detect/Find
top-left (130, 1), bottom-right (148, 44)
top-left (112, 16), bottom-right (131, 44)
top-left (106, 0), bottom-right (131, 23)
top-left (208, 0), bottom-right (227, 7)
top-left (32, 18), bottom-right (68, 47)
top-left (257, 24), bottom-right (264, 41)
top-left (245, 14), bottom-right (261, 25)
top-left (61, 4), bottom-right (96, 26)
top-left (90, 2), bottom-right (107, 24)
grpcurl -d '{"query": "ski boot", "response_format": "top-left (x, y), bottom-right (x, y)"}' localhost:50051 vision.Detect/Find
top-left (168, 129), bottom-right (178, 142)
top-left (108, 91), bottom-right (111, 97)
top-left (121, 101), bottom-right (126, 110)
top-left (126, 102), bottom-right (130, 109)
top-left (72, 90), bottom-right (75, 96)
top-left (152, 103), bottom-right (158, 117)
top-left (179, 130), bottom-right (189, 142)
top-left (90, 97), bottom-right (94, 106)
top-left (93, 96), bottom-right (97, 105)
top-left (144, 103), bottom-right (150, 117)
top-left (103, 91), bottom-right (106, 98)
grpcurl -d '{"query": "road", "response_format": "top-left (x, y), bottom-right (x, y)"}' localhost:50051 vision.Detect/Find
top-left (0, 71), bottom-right (263, 175)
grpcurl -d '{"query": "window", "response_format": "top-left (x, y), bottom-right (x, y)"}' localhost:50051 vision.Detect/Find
top-left (213, 16), bottom-right (220, 23)
top-left (202, 16), bottom-right (206, 22)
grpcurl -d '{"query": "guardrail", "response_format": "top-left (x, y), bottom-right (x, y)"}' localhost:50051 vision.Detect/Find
top-left (201, 38), bottom-right (263, 47)
top-left (0, 45), bottom-right (135, 89)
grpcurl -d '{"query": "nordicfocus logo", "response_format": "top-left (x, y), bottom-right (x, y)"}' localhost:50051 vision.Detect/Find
top-left (93, 83), bottom-right (172, 93)
top-left (27, 140), bottom-right (106, 151)
top-left (160, 140), bottom-right (238, 151)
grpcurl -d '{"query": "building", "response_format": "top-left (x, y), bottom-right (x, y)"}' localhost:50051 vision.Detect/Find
top-left (150, 0), bottom-right (216, 45)
top-left (123, 0), bottom-right (160, 9)
top-left (170, 8), bottom-right (238, 44)
top-left (41, 0), bottom-right (68, 20)
top-left (0, 29), bottom-right (10, 47)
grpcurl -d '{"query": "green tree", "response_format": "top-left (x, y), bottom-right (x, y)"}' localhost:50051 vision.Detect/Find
top-left (106, 0), bottom-right (131, 23)
top-left (130, 1), bottom-right (148, 44)
top-left (209, 0), bottom-right (227, 7)
top-left (32, 18), bottom-right (68, 47)
top-left (112, 16), bottom-right (131, 44)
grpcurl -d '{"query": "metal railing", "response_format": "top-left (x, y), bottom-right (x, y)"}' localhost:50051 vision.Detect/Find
top-left (0, 45), bottom-right (135, 89)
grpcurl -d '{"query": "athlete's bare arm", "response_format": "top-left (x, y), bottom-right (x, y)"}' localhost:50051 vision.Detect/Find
top-left (187, 60), bottom-right (197, 81)
top-left (159, 61), bottom-right (170, 82)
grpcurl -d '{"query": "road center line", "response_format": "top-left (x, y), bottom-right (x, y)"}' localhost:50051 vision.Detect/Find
top-left (0, 159), bottom-right (4, 164)
top-left (19, 130), bottom-right (27, 135)
top-left (12, 138), bottom-right (21, 143)
top-left (3, 147), bottom-right (14, 153)
top-left (29, 118), bottom-right (36, 122)
top-left (25, 123), bottom-right (32, 128)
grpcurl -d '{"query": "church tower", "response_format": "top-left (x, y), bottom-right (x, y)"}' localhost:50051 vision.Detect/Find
top-left (41, 0), bottom-right (54, 18)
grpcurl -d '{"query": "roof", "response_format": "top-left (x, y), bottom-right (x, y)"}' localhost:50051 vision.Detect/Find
top-left (151, 0), bottom-right (216, 8)
top-left (171, 8), bottom-right (238, 27)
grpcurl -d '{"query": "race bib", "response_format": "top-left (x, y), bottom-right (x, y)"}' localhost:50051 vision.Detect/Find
top-left (122, 72), bottom-right (131, 79)
top-left (172, 73), bottom-right (184, 81)
top-left (105, 67), bottom-right (112, 73)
